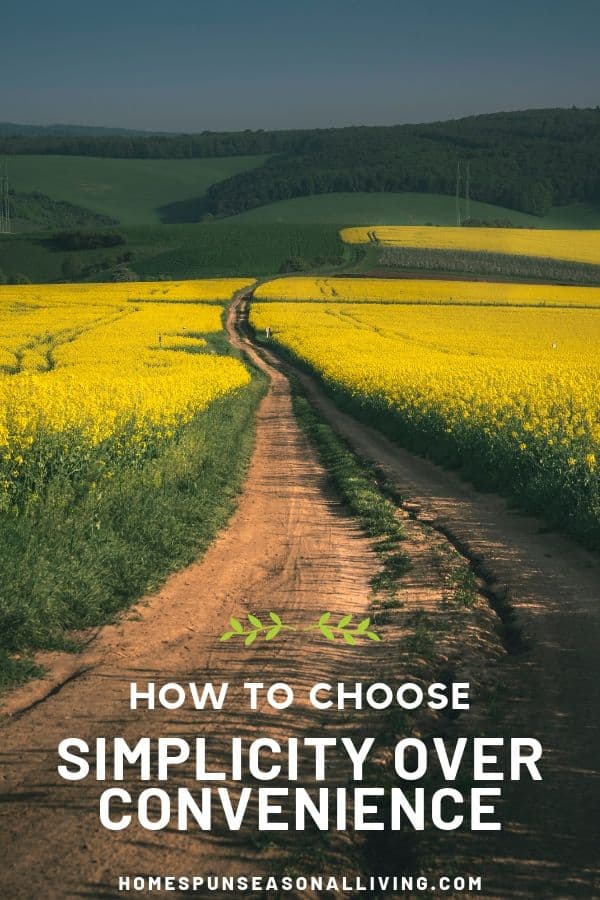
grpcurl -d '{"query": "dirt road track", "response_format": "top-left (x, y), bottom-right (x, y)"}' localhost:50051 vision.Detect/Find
top-left (2, 290), bottom-right (484, 898)
top-left (243, 296), bottom-right (600, 899)
top-left (0, 302), bottom-right (392, 896)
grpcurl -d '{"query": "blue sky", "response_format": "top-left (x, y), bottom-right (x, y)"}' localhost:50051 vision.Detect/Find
top-left (3, 0), bottom-right (600, 130)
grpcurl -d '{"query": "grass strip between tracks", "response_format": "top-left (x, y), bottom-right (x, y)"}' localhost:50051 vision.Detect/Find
top-left (290, 378), bottom-right (411, 597)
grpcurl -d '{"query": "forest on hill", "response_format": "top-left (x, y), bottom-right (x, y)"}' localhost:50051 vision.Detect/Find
top-left (2, 108), bottom-right (600, 217)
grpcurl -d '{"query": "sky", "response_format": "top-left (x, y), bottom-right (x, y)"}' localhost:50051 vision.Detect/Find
top-left (2, 0), bottom-right (600, 131)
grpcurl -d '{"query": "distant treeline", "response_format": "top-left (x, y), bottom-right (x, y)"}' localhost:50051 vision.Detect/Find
top-left (0, 128), bottom-right (321, 158)
top-left (3, 108), bottom-right (600, 217)
top-left (0, 122), bottom-right (159, 137)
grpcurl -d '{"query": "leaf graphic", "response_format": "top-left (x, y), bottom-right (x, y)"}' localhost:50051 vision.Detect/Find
top-left (219, 610), bottom-right (383, 646)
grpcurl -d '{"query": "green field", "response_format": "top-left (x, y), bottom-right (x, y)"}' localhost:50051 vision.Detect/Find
top-left (3, 166), bottom-right (600, 284)
top-left (0, 222), bottom-right (348, 282)
top-left (6, 154), bottom-right (268, 225)
top-left (3, 200), bottom-right (600, 284)
top-left (228, 191), bottom-right (600, 229)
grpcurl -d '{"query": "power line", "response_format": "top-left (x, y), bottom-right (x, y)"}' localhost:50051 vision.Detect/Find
top-left (0, 161), bottom-right (11, 235)
top-left (465, 161), bottom-right (471, 221)
top-left (455, 160), bottom-right (462, 226)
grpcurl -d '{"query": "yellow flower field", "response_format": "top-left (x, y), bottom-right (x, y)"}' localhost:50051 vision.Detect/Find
top-left (340, 225), bottom-right (600, 265)
top-left (0, 281), bottom-right (251, 501)
top-left (251, 301), bottom-right (600, 544)
top-left (254, 276), bottom-right (600, 308)
top-left (0, 278), bottom-right (255, 307)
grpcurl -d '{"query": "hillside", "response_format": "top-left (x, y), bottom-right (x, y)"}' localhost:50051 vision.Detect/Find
top-left (1, 108), bottom-right (599, 284)
top-left (4, 155), bottom-right (268, 225)
top-left (227, 192), bottom-right (600, 229)
top-left (2, 108), bottom-right (600, 219)
top-left (204, 108), bottom-right (600, 217)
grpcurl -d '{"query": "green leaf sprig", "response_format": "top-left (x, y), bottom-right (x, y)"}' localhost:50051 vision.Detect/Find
top-left (219, 612), bottom-right (294, 646)
top-left (309, 612), bottom-right (381, 644)
top-left (219, 612), bottom-right (381, 645)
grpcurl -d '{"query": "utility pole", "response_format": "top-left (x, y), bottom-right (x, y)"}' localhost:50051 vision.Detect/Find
top-left (455, 160), bottom-right (462, 226)
top-left (465, 161), bottom-right (471, 221)
top-left (0, 162), bottom-right (11, 235)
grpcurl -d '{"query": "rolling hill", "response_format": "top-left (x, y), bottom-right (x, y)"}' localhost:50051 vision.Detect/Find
top-left (3, 108), bottom-right (600, 220)
top-left (227, 192), bottom-right (600, 229)
top-left (3, 154), bottom-right (268, 225)
top-left (1, 108), bottom-right (600, 284)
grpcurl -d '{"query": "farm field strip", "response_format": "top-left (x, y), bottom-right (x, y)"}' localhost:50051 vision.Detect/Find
top-left (341, 225), bottom-right (600, 266)
top-left (1, 278), bottom-right (255, 306)
top-left (251, 301), bottom-right (600, 547)
top-left (254, 275), bottom-right (600, 307)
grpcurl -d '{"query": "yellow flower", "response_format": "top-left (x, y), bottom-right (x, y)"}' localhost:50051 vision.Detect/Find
top-left (0, 279), bottom-right (253, 495)
top-left (255, 275), bottom-right (600, 309)
top-left (340, 225), bottom-right (600, 267)
top-left (250, 300), bottom-right (600, 506)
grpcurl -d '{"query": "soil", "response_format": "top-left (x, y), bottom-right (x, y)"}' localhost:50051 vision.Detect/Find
top-left (0, 293), bottom-right (598, 899)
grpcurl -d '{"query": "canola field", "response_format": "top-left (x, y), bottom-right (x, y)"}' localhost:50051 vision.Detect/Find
top-left (251, 301), bottom-right (600, 546)
top-left (0, 279), bottom-right (253, 506)
top-left (254, 276), bottom-right (600, 308)
top-left (3, 278), bottom-right (255, 306)
top-left (340, 226), bottom-right (600, 266)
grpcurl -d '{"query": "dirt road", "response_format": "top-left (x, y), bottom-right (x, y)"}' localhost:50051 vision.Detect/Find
top-left (1, 292), bottom-right (481, 898)
top-left (0, 298), bottom-right (388, 895)
top-left (0, 294), bottom-right (599, 899)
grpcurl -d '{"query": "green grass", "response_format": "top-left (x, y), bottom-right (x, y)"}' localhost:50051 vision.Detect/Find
top-left (227, 191), bottom-right (600, 229)
top-left (289, 381), bottom-right (410, 598)
top-left (5, 154), bottom-right (268, 225)
top-left (0, 222), bottom-right (347, 282)
top-left (0, 372), bottom-right (266, 689)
